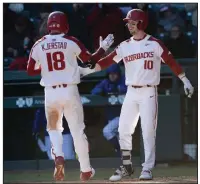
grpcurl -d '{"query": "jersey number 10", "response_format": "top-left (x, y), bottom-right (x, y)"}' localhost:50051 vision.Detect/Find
top-left (46, 51), bottom-right (66, 71)
top-left (144, 60), bottom-right (153, 70)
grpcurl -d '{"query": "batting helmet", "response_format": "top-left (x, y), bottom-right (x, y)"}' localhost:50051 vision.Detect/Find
top-left (123, 9), bottom-right (148, 30)
top-left (47, 11), bottom-right (69, 34)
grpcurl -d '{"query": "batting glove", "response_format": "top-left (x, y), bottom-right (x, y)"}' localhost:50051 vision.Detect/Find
top-left (100, 34), bottom-right (114, 51)
top-left (179, 74), bottom-right (194, 98)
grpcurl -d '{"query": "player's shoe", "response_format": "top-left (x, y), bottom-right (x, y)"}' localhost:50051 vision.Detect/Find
top-left (139, 170), bottom-right (153, 180)
top-left (53, 156), bottom-right (65, 181)
top-left (109, 165), bottom-right (134, 181)
top-left (80, 168), bottom-right (95, 181)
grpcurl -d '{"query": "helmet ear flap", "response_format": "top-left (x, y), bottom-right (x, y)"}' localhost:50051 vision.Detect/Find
top-left (137, 21), bottom-right (143, 30)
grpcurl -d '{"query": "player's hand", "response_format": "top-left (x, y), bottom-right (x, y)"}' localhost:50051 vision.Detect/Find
top-left (181, 76), bottom-right (194, 98)
top-left (100, 34), bottom-right (114, 51)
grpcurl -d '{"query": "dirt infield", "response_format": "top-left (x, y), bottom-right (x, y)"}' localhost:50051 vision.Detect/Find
top-left (4, 165), bottom-right (197, 184)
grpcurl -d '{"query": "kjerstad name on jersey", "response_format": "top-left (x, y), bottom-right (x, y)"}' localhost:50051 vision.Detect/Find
top-left (41, 42), bottom-right (67, 51)
top-left (124, 51), bottom-right (154, 63)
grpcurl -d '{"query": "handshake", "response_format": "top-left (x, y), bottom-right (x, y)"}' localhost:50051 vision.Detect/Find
top-left (84, 34), bottom-right (114, 69)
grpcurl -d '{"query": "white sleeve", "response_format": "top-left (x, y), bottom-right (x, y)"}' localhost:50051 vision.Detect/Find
top-left (73, 43), bottom-right (82, 56)
top-left (113, 45), bottom-right (123, 63)
top-left (156, 43), bottom-right (165, 63)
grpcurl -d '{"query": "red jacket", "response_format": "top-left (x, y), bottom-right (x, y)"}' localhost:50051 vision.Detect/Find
top-left (87, 5), bottom-right (126, 50)
top-left (9, 57), bottom-right (28, 71)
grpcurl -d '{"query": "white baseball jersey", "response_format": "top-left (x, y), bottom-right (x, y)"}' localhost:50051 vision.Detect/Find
top-left (29, 33), bottom-right (89, 87)
top-left (113, 34), bottom-right (167, 86)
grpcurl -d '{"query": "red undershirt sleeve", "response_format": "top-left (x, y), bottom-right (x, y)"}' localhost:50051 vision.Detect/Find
top-left (98, 44), bottom-right (123, 70)
top-left (98, 50), bottom-right (118, 70)
top-left (155, 38), bottom-right (184, 76)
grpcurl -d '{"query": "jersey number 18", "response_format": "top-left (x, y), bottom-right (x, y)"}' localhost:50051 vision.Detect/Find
top-left (46, 51), bottom-right (66, 71)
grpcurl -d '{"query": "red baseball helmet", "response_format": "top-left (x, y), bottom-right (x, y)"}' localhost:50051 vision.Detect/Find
top-left (47, 11), bottom-right (69, 34)
top-left (123, 9), bottom-right (148, 30)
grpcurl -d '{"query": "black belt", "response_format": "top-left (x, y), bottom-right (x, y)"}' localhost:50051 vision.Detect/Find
top-left (132, 85), bottom-right (153, 88)
top-left (52, 84), bottom-right (68, 89)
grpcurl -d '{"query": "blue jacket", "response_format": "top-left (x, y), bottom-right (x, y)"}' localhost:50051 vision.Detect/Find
top-left (32, 108), bottom-right (70, 136)
top-left (91, 64), bottom-right (127, 95)
top-left (91, 64), bottom-right (127, 121)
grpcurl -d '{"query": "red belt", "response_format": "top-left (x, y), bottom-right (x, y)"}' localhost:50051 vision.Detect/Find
top-left (132, 85), bottom-right (153, 88)
top-left (52, 84), bottom-right (67, 89)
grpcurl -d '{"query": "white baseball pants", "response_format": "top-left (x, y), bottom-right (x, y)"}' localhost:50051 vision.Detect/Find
top-left (45, 84), bottom-right (91, 172)
top-left (118, 86), bottom-right (158, 170)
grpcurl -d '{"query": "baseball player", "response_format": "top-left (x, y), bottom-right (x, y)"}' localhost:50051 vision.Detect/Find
top-left (90, 9), bottom-right (194, 181)
top-left (27, 11), bottom-right (114, 181)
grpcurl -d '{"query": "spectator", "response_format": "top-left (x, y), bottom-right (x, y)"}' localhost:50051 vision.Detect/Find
top-left (23, 3), bottom-right (50, 18)
top-left (185, 3), bottom-right (197, 27)
top-left (4, 15), bottom-right (35, 58)
top-left (68, 4), bottom-right (92, 50)
top-left (118, 3), bottom-right (141, 17)
top-left (150, 3), bottom-right (185, 12)
top-left (91, 64), bottom-right (127, 156)
top-left (158, 5), bottom-right (185, 32)
top-left (32, 108), bottom-right (76, 160)
top-left (37, 4), bottom-right (53, 38)
top-left (3, 3), bottom-right (18, 34)
top-left (164, 25), bottom-right (195, 58)
top-left (87, 3), bottom-right (126, 51)
top-left (184, 4), bottom-right (197, 53)
top-left (8, 3), bottom-right (24, 14)
top-left (9, 57), bottom-right (28, 71)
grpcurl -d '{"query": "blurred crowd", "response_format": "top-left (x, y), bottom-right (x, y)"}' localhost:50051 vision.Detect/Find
top-left (3, 3), bottom-right (197, 71)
